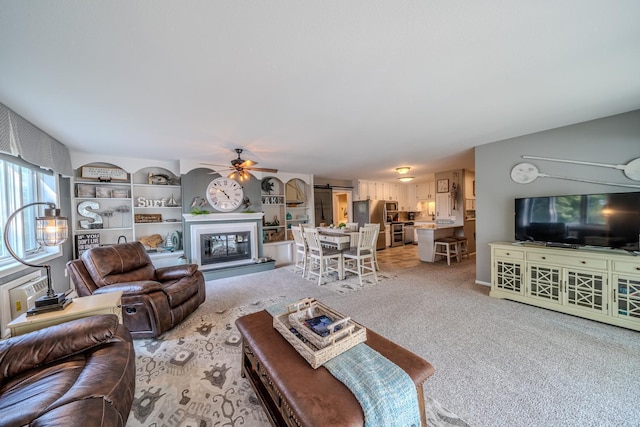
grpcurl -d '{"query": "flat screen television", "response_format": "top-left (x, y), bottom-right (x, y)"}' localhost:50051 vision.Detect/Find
top-left (515, 191), bottom-right (640, 252)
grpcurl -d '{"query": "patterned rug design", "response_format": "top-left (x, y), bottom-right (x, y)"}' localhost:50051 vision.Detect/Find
top-left (130, 298), bottom-right (279, 426)
top-left (128, 294), bottom-right (468, 427)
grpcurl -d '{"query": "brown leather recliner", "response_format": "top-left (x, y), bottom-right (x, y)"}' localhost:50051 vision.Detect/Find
top-left (66, 241), bottom-right (206, 338)
top-left (0, 315), bottom-right (135, 427)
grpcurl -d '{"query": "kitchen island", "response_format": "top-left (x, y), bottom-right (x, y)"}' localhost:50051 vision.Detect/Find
top-left (415, 224), bottom-right (461, 262)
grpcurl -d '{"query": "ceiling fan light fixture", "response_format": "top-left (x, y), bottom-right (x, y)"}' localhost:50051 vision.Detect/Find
top-left (396, 167), bottom-right (411, 175)
top-left (229, 169), bottom-right (251, 182)
top-left (398, 176), bottom-right (415, 182)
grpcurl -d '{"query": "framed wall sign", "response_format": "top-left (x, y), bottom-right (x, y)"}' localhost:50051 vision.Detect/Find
top-left (75, 233), bottom-right (100, 258)
top-left (80, 166), bottom-right (128, 181)
top-left (437, 179), bottom-right (449, 193)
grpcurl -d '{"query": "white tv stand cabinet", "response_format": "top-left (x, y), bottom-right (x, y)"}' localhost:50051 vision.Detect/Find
top-left (490, 242), bottom-right (640, 332)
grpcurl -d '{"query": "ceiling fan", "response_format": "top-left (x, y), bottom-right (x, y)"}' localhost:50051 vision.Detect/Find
top-left (202, 148), bottom-right (278, 182)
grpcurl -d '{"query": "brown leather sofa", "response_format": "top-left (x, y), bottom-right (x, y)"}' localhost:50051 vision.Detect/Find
top-left (67, 241), bottom-right (206, 338)
top-left (0, 315), bottom-right (135, 427)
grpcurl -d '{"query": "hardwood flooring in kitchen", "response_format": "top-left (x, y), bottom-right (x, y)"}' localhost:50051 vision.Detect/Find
top-left (376, 243), bottom-right (475, 270)
top-left (376, 243), bottom-right (422, 269)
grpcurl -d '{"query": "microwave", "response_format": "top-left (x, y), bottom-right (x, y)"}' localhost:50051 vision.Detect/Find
top-left (385, 202), bottom-right (398, 211)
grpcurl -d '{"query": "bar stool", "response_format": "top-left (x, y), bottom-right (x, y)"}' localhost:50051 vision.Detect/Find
top-left (453, 236), bottom-right (469, 259)
top-left (434, 237), bottom-right (460, 265)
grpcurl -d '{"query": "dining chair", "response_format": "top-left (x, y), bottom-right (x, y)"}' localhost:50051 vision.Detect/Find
top-left (304, 227), bottom-right (343, 285)
top-left (345, 222), bottom-right (359, 231)
top-left (363, 223), bottom-right (381, 270)
top-left (290, 225), bottom-right (308, 276)
top-left (343, 226), bottom-right (378, 286)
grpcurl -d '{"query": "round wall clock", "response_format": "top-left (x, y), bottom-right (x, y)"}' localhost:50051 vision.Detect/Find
top-left (206, 177), bottom-right (244, 212)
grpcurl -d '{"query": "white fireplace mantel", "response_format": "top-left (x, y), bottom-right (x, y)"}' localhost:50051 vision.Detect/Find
top-left (183, 212), bottom-right (264, 222)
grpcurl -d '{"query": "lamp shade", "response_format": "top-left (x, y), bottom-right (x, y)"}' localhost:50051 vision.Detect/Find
top-left (36, 207), bottom-right (68, 246)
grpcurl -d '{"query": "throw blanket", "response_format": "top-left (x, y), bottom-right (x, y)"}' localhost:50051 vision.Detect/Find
top-left (266, 302), bottom-right (421, 427)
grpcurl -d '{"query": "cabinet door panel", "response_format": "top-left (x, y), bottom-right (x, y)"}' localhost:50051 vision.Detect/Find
top-left (528, 264), bottom-right (562, 303)
top-left (494, 259), bottom-right (524, 294)
top-left (614, 275), bottom-right (640, 319)
top-left (566, 269), bottom-right (607, 313)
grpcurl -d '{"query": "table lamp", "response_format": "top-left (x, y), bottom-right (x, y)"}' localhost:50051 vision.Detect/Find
top-left (3, 202), bottom-right (72, 315)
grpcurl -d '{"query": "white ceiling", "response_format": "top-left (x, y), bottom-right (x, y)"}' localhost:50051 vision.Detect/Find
top-left (1, 1), bottom-right (639, 183)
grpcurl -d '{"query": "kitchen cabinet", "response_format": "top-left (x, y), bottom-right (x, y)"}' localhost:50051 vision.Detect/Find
top-left (377, 182), bottom-right (388, 201)
top-left (416, 181), bottom-right (435, 200)
top-left (435, 193), bottom-right (451, 220)
top-left (357, 180), bottom-right (373, 200)
top-left (389, 183), bottom-right (404, 203)
top-left (406, 185), bottom-right (417, 210)
top-left (490, 242), bottom-right (640, 331)
top-left (394, 184), bottom-right (408, 210)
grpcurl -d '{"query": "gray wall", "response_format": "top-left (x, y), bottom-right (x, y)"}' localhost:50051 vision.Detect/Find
top-left (475, 109), bottom-right (640, 284)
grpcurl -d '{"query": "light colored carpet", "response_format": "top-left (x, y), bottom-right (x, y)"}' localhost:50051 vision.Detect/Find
top-left (128, 258), bottom-right (640, 426)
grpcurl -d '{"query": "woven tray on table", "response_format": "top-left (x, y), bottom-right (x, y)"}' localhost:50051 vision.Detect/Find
top-left (273, 297), bottom-right (367, 369)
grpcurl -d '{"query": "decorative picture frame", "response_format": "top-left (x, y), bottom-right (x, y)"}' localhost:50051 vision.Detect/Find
top-left (437, 179), bottom-right (449, 193)
top-left (80, 166), bottom-right (128, 181)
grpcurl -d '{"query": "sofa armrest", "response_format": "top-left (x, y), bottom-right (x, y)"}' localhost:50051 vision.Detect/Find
top-left (155, 264), bottom-right (199, 281)
top-left (93, 280), bottom-right (164, 296)
top-left (0, 314), bottom-right (121, 382)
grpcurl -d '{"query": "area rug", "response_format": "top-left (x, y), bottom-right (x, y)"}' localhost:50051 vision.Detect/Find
top-left (283, 264), bottom-right (398, 295)
top-left (127, 295), bottom-right (468, 427)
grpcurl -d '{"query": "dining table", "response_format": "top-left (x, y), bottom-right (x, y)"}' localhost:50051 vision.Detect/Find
top-left (317, 227), bottom-right (359, 250)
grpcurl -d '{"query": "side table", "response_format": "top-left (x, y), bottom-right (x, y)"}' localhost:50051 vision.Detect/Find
top-left (7, 291), bottom-right (123, 337)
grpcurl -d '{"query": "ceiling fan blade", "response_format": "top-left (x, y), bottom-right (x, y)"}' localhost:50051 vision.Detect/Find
top-left (238, 159), bottom-right (257, 168)
top-left (248, 167), bottom-right (279, 173)
top-left (201, 162), bottom-right (232, 168)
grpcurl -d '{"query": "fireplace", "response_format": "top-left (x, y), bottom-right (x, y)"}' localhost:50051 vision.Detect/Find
top-left (201, 231), bottom-right (251, 266)
top-left (185, 214), bottom-right (262, 270)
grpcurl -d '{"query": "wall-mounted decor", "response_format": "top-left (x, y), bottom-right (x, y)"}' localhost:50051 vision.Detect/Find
top-left (437, 179), bottom-right (449, 193)
top-left (510, 162), bottom-right (640, 189)
top-left (522, 155), bottom-right (640, 181)
top-left (80, 166), bottom-right (128, 181)
top-left (135, 213), bottom-right (163, 223)
top-left (75, 233), bottom-right (100, 258)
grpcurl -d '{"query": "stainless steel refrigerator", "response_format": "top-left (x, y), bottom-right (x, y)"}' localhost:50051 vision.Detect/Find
top-left (353, 199), bottom-right (386, 250)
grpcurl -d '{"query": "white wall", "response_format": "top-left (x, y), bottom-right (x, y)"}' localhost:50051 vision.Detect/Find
top-left (475, 109), bottom-right (640, 284)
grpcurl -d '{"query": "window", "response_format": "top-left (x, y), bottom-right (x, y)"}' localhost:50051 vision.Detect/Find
top-left (0, 157), bottom-right (60, 272)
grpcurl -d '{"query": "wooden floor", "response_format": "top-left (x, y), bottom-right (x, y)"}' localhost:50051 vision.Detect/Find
top-left (376, 243), bottom-right (423, 269)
